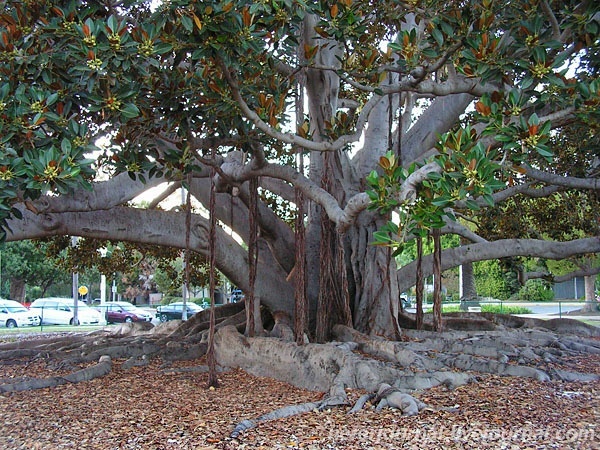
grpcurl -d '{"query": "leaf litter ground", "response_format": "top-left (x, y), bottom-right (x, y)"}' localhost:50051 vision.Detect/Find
top-left (0, 340), bottom-right (598, 449)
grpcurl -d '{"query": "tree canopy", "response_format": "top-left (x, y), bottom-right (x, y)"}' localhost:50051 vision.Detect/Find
top-left (0, 0), bottom-right (598, 336)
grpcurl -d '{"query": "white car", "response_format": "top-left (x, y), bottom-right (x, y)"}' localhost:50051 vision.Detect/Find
top-left (0, 299), bottom-right (41, 328)
top-left (30, 297), bottom-right (105, 326)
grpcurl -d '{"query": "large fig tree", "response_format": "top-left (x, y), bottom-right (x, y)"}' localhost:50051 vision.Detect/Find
top-left (0, 0), bottom-right (598, 339)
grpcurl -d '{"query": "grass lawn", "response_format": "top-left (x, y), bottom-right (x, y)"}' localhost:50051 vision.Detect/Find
top-left (0, 324), bottom-right (107, 335)
top-left (423, 304), bottom-right (533, 314)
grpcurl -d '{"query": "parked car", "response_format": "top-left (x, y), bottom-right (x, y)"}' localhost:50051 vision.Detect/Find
top-left (230, 289), bottom-right (244, 302)
top-left (0, 299), bottom-right (41, 328)
top-left (29, 297), bottom-right (105, 326)
top-left (156, 302), bottom-right (204, 322)
top-left (102, 301), bottom-right (153, 324)
top-left (400, 296), bottom-right (411, 309)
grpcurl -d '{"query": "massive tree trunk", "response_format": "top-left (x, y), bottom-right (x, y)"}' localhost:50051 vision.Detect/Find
top-left (301, 14), bottom-right (398, 338)
top-left (350, 215), bottom-right (400, 337)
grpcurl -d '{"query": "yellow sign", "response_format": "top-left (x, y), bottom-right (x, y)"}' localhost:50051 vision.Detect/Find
top-left (78, 285), bottom-right (88, 296)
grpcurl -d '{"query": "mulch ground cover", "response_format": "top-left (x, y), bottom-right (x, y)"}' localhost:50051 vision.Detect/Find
top-left (0, 336), bottom-right (598, 449)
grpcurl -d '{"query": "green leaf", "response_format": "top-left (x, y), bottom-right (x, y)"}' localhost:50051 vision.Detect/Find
top-left (528, 113), bottom-right (539, 126)
top-left (440, 21), bottom-right (454, 37)
top-left (46, 93), bottom-right (59, 107)
top-left (392, 245), bottom-right (404, 257)
top-left (61, 138), bottom-right (72, 153)
top-left (482, 193), bottom-right (495, 207)
top-left (107, 15), bottom-right (119, 33)
top-left (388, 42), bottom-right (402, 52)
top-left (535, 146), bottom-right (553, 158)
top-left (366, 170), bottom-right (379, 186)
top-left (465, 199), bottom-right (480, 210)
top-left (520, 77), bottom-right (534, 90)
top-left (432, 196), bottom-right (453, 207)
top-left (432, 28), bottom-right (444, 46)
top-left (181, 16), bottom-right (193, 33)
top-left (154, 42), bottom-right (173, 54)
top-left (120, 103), bottom-right (140, 119)
top-left (372, 230), bottom-right (395, 245)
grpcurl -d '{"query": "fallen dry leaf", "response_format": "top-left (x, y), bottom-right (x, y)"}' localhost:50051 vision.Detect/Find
top-left (0, 339), bottom-right (598, 449)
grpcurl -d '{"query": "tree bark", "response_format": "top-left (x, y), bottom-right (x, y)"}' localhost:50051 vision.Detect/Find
top-left (460, 262), bottom-right (477, 300)
top-left (583, 275), bottom-right (597, 312)
top-left (432, 229), bottom-right (443, 332)
top-left (350, 216), bottom-right (400, 337)
top-left (9, 278), bottom-right (25, 302)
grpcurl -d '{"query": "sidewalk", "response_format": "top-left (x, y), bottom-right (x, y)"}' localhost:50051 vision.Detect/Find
top-left (517, 310), bottom-right (600, 323)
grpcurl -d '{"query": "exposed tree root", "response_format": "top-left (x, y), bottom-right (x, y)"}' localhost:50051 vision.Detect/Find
top-left (0, 355), bottom-right (112, 393)
top-left (0, 321), bottom-right (207, 392)
top-left (398, 311), bottom-right (600, 337)
top-left (221, 314), bottom-right (599, 438)
top-left (0, 308), bottom-right (598, 441)
top-left (231, 401), bottom-right (322, 438)
top-left (175, 301), bottom-right (246, 338)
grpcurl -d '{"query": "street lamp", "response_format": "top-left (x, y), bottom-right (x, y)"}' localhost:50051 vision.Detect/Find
top-left (71, 236), bottom-right (79, 326)
top-left (181, 185), bottom-right (188, 320)
top-left (98, 248), bottom-right (107, 306)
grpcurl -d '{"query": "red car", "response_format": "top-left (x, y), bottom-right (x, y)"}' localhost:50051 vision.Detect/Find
top-left (101, 301), bottom-right (153, 324)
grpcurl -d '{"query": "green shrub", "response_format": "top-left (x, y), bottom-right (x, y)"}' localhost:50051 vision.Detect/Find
top-left (160, 295), bottom-right (179, 305)
top-left (512, 279), bottom-right (554, 302)
top-left (474, 260), bottom-right (516, 300)
top-left (481, 305), bottom-right (532, 314)
top-left (423, 304), bottom-right (532, 314)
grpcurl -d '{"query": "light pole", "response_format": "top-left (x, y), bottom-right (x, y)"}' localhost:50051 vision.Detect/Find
top-left (71, 236), bottom-right (79, 326)
top-left (98, 248), bottom-right (108, 307)
top-left (181, 185), bottom-right (188, 320)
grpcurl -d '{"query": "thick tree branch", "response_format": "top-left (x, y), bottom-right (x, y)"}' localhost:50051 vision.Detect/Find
top-left (147, 181), bottom-right (182, 210)
top-left (541, 0), bottom-right (561, 40)
top-left (397, 237), bottom-right (600, 294)
top-left (439, 218), bottom-right (488, 244)
top-left (455, 183), bottom-right (562, 209)
top-left (522, 165), bottom-right (600, 190)
top-left (5, 206), bottom-right (295, 316)
top-left (218, 59), bottom-right (373, 153)
top-left (402, 93), bottom-right (474, 165)
top-left (524, 266), bottom-right (600, 284)
top-left (27, 172), bottom-right (165, 214)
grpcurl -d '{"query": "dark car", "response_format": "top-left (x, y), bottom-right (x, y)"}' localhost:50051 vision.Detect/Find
top-left (103, 301), bottom-right (153, 324)
top-left (230, 289), bottom-right (244, 302)
top-left (156, 302), bottom-right (204, 322)
top-left (400, 296), bottom-right (411, 309)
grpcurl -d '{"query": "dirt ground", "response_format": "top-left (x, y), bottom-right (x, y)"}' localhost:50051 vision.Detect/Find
top-left (0, 344), bottom-right (598, 450)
